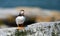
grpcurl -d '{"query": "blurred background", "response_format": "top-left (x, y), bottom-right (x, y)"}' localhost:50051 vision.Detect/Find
top-left (0, 0), bottom-right (60, 28)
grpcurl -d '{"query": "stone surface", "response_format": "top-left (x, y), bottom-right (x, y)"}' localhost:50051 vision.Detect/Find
top-left (0, 22), bottom-right (60, 36)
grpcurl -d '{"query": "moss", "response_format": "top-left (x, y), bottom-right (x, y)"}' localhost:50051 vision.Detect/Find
top-left (14, 29), bottom-right (28, 36)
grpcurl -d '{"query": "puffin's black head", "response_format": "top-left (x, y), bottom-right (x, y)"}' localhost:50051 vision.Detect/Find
top-left (18, 10), bottom-right (24, 16)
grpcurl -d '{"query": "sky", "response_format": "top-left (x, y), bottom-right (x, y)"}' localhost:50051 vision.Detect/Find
top-left (0, 0), bottom-right (60, 10)
top-left (0, 0), bottom-right (60, 18)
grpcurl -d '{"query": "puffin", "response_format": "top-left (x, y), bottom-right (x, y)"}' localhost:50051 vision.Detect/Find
top-left (15, 10), bottom-right (26, 30)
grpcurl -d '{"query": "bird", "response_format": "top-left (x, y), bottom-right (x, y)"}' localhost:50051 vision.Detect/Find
top-left (15, 10), bottom-right (26, 30)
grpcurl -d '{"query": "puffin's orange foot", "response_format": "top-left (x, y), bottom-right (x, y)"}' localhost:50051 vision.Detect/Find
top-left (21, 27), bottom-right (24, 30)
top-left (17, 25), bottom-right (20, 30)
top-left (17, 27), bottom-right (24, 30)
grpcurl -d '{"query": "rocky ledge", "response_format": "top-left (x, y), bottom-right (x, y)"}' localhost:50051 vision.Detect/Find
top-left (0, 21), bottom-right (60, 36)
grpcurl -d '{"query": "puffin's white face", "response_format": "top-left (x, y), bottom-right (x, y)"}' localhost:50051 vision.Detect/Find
top-left (20, 11), bottom-right (24, 14)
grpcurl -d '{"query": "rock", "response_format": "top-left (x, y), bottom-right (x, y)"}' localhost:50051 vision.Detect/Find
top-left (0, 22), bottom-right (60, 36)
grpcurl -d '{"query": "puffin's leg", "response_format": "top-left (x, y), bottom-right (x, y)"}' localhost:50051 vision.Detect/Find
top-left (21, 24), bottom-right (24, 30)
top-left (17, 24), bottom-right (24, 30)
top-left (17, 24), bottom-right (21, 30)
top-left (17, 24), bottom-right (19, 30)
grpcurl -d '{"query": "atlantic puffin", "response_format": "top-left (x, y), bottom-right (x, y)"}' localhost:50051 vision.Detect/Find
top-left (15, 10), bottom-right (26, 30)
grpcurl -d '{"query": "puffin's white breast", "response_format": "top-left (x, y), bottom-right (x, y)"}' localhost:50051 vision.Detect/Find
top-left (15, 16), bottom-right (25, 25)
